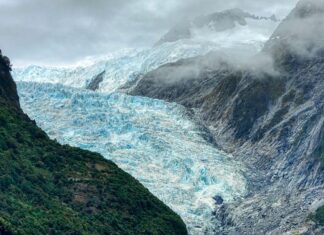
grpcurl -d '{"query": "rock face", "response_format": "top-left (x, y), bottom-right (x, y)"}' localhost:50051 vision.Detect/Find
top-left (86, 70), bottom-right (105, 91)
top-left (130, 0), bottom-right (324, 234)
top-left (0, 56), bottom-right (187, 234)
top-left (155, 8), bottom-right (277, 46)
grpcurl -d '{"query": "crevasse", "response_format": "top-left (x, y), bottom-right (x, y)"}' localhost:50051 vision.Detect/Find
top-left (12, 38), bottom-right (258, 234)
top-left (17, 82), bottom-right (246, 234)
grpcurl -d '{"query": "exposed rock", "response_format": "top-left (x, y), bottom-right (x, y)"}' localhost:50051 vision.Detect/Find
top-left (86, 70), bottom-right (105, 91)
top-left (213, 195), bottom-right (224, 205)
top-left (129, 0), bottom-right (324, 234)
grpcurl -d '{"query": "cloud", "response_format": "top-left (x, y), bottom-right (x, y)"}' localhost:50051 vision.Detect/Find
top-left (0, 0), bottom-right (298, 65)
top-left (266, 0), bottom-right (324, 57)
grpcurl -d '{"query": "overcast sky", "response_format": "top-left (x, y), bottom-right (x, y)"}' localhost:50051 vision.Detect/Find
top-left (0, 0), bottom-right (298, 66)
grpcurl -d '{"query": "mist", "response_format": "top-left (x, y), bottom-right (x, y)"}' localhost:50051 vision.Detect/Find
top-left (269, 0), bottom-right (324, 57)
top-left (0, 0), bottom-right (298, 66)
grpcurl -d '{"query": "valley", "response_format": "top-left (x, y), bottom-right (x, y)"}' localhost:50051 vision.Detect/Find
top-left (4, 1), bottom-right (323, 234)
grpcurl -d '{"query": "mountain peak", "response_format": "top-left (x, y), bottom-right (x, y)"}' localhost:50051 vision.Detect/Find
top-left (155, 8), bottom-right (278, 46)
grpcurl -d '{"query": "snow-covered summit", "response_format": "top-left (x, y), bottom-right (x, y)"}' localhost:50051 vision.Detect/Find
top-left (155, 8), bottom-right (279, 46)
top-left (13, 10), bottom-right (280, 94)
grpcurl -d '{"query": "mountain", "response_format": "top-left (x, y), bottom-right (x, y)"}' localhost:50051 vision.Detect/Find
top-left (155, 8), bottom-right (278, 46)
top-left (0, 56), bottom-right (187, 234)
top-left (9, 11), bottom-right (281, 232)
top-left (265, 0), bottom-right (324, 58)
top-left (129, 0), bottom-right (324, 234)
top-left (13, 11), bottom-right (278, 94)
top-left (8, 2), bottom-right (323, 234)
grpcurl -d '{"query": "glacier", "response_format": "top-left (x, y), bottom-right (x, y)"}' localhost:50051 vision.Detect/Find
top-left (10, 20), bottom-right (280, 233)
top-left (13, 42), bottom-right (220, 93)
top-left (13, 16), bottom-right (278, 94)
top-left (17, 81), bottom-right (247, 234)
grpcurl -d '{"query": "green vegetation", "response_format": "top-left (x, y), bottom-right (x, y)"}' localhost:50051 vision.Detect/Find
top-left (231, 75), bottom-right (285, 139)
top-left (310, 205), bottom-right (324, 226)
top-left (0, 65), bottom-right (187, 234)
top-left (313, 133), bottom-right (324, 163)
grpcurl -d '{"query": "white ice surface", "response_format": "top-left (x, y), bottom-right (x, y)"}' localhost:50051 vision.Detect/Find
top-left (13, 42), bottom-right (219, 93)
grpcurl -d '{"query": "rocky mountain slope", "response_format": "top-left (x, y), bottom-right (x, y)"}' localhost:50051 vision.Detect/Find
top-left (0, 57), bottom-right (187, 234)
top-left (129, 0), bottom-right (324, 234)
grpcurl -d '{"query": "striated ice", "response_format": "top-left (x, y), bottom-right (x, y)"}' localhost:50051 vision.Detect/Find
top-left (12, 25), bottom-right (277, 94)
top-left (17, 82), bottom-right (247, 234)
top-left (11, 28), bottom-right (270, 233)
top-left (13, 41), bottom-right (221, 93)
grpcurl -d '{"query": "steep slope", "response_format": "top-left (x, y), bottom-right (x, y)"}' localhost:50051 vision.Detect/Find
top-left (0, 57), bottom-right (187, 234)
top-left (129, 0), bottom-right (324, 234)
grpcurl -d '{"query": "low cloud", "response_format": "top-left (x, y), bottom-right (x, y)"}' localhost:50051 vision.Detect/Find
top-left (267, 0), bottom-right (324, 57)
top-left (0, 0), bottom-right (298, 65)
top-left (149, 0), bottom-right (324, 85)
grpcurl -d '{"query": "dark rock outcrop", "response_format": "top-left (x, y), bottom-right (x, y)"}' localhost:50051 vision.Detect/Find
top-left (86, 70), bottom-right (105, 91)
top-left (213, 196), bottom-right (224, 205)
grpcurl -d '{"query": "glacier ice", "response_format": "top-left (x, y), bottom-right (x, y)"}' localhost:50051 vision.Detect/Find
top-left (13, 20), bottom-right (278, 94)
top-left (17, 81), bottom-right (247, 234)
top-left (11, 29), bottom-right (277, 233)
top-left (13, 42), bottom-right (220, 93)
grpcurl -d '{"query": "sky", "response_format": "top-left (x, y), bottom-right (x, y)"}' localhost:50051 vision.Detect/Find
top-left (0, 0), bottom-right (299, 66)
